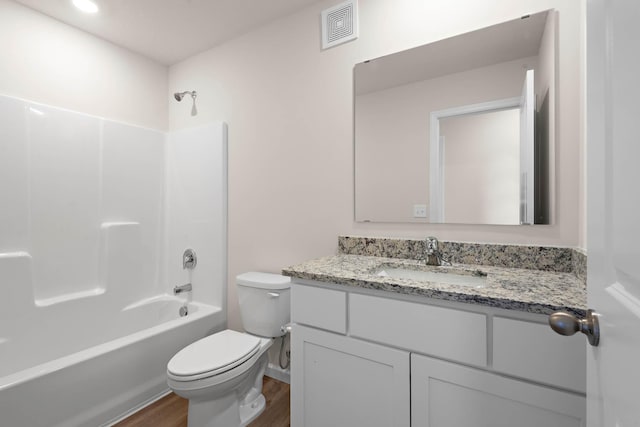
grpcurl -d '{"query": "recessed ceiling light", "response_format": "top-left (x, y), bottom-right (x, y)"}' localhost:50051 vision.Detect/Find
top-left (72, 0), bottom-right (99, 14)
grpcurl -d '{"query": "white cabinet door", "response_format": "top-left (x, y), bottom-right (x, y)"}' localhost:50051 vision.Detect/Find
top-left (411, 354), bottom-right (586, 427)
top-left (291, 325), bottom-right (410, 427)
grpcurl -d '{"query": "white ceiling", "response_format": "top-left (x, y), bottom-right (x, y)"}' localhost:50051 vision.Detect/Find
top-left (13, 0), bottom-right (322, 65)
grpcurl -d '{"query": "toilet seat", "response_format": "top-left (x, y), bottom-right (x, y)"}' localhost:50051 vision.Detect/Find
top-left (167, 330), bottom-right (261, 382)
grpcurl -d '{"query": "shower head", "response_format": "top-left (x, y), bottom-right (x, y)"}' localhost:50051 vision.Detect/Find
top-left (174, 91), bottom-right (196, 102)
top-left (174, 90), bottom-right (198, 116)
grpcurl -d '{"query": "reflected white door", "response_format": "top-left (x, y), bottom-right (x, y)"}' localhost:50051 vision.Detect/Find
top-left (519, 69), bottom-right (535, 224)
top-left (587, 0), bottom-right (640, 425)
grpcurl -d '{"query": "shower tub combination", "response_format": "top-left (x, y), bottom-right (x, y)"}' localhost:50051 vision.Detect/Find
top-left (0, 95), bottom-right (228, 426)
top-left (0, 295), bottom-right (222, 426)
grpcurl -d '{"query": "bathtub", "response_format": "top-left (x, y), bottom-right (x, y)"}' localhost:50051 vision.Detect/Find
top-left (0, 295), bottom-right (224, 427)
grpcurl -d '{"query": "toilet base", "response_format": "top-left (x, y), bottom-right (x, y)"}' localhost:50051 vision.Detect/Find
top-left (187, 393), bottom-right (238, 427)
top-left (186, 391), bottom-right (266, 427)
top-left (239, 393), bottom-right (266, 426)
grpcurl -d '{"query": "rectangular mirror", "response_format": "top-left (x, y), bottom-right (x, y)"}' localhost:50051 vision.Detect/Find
top-left (354, 10), bottom-right (555, 225)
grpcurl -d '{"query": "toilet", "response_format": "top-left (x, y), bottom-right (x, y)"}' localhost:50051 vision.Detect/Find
top-left (167, 272), bottom-right (291, 427)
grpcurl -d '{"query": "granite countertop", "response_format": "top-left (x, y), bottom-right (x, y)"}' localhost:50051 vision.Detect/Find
top-left (282, 254), bottom-right (587, 316)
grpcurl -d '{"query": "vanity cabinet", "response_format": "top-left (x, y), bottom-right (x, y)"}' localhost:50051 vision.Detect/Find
top-left (291, 282), bottom-right (586, 427)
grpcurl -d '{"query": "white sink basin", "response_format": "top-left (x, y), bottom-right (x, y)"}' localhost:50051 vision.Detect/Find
top-left (375, 267), bottom-right (487, 288)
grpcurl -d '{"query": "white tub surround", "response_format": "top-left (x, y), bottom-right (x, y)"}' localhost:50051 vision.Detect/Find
top-left (0, 94), bottom-right (228, 426)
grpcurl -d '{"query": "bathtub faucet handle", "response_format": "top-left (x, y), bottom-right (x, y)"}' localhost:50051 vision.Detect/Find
top-left (183, 248), bottom-right (197, 270)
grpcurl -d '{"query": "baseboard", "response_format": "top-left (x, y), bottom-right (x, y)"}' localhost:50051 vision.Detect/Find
top-left (265, 363), bottom-right (290, 384)
top-left (102, 389), bottom-right (172, 426)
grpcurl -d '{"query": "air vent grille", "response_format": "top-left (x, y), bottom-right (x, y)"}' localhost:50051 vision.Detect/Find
top-left (321, 0), bottom-right (358, 49)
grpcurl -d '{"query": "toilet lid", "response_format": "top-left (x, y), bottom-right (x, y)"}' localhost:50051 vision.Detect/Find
top-left (167, 330), bottom-right (261, 379)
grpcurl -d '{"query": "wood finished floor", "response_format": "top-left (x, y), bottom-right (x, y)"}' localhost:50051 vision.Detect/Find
top-left (114, 377), bottom-right (290, 427)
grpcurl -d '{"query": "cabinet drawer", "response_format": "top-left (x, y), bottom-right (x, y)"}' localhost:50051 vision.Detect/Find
top-left (291, 285), bottom-right (347, 333)
top-left (493, 317), bottom-right (586, 392)
top-left (349, 293), bottom-right (487, 366)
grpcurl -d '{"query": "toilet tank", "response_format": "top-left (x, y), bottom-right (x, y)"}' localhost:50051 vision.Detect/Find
top-left (236, 272), bottom-right (291, 338)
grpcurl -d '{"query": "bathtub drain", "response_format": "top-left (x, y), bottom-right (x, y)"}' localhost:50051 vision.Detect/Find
top-left (179, 304), bottom-right (189, 317)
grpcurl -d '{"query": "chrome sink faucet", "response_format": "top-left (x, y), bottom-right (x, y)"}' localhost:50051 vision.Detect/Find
top-left (424, 236), bottom-right (447, 266)
top-left (174, 283), bottom-right (192, 294)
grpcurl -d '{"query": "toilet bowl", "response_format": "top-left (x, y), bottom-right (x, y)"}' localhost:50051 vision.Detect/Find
top-left (167, 272), bottom-right (291, 427)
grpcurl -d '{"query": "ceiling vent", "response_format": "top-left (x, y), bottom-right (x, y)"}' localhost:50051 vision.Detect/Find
top-left (321, 0), bottom-right (358, 50)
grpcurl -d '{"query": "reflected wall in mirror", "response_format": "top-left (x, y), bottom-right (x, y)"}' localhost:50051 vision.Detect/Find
top-left (354, 10), bottom-right (555, 225)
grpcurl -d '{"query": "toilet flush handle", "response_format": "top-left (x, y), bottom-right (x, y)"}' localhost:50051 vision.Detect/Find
top-left (267, 292), bottom-right (280, 298)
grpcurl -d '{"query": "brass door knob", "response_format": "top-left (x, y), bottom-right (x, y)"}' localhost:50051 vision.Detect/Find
top-left (548, 309), bottom-right (600, 347)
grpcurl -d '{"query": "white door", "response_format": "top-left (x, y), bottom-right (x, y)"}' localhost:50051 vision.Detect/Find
top-left (586, 0), bottom-right (640, 425)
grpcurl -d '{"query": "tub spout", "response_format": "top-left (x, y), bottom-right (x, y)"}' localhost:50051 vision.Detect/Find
top-left (173, 283), bottom-right (192, 294)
